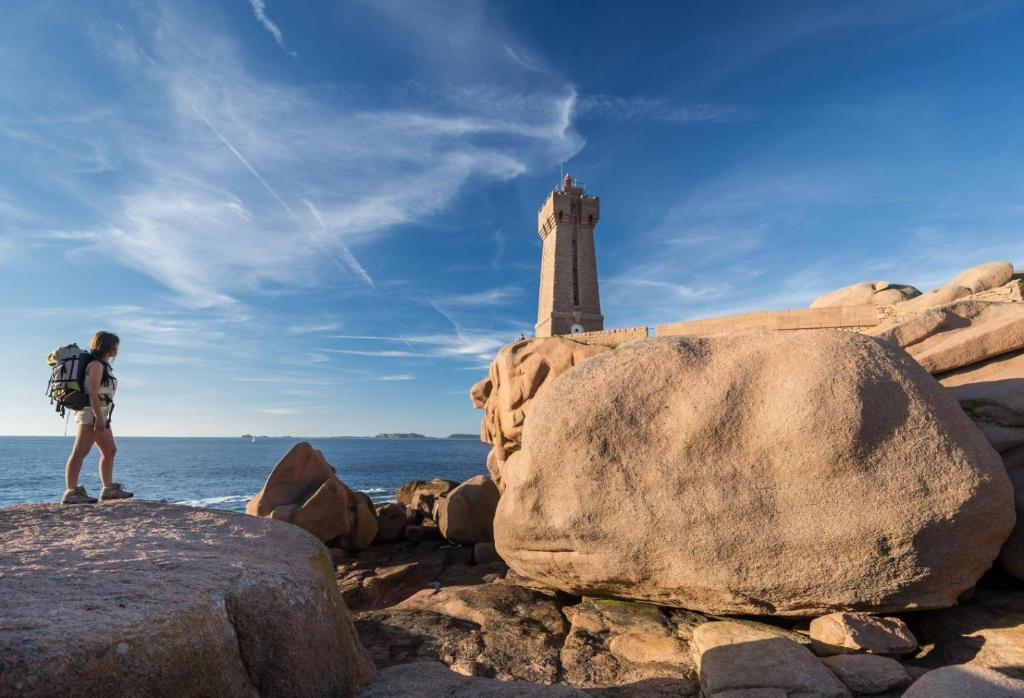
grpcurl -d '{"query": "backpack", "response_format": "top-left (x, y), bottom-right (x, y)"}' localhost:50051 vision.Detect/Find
top-left (46, 344), bottom-right (110, 418)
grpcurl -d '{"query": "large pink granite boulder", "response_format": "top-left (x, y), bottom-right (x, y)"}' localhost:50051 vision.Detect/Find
top-left (0, 501), bottom-right (371, 697)
top-left (247, 442), bottom-right (378, 551)
top-left (495, 332), bottom-right (1014, 616)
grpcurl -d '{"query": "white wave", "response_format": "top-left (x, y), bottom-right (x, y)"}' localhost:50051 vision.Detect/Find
top-left (176, 493), bottom-right (255, 507)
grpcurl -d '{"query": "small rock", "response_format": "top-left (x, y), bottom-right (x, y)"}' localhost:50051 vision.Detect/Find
top-left (820, 654), bottom-right (911, 694)
top-left (902, 664), bottom-right (932, 682)
top-left (809, 612), bottom-right (917, 656)
top-left (374, 503), bottom-right (416, 545)
top-left (692, 620), bottom-right (850, 698)
top-left (607, 632), bottom-right (690, 666)
top-left (473, 541), bottom-right (502, 565)
top-left (404, 524), bottom-right (441, 543)
top-left (396, 478), bottom-right (459, 516)
top-left (435, 475), bottom-right (500, 545)
top-left (902, 665), bottom-right (1024, 698)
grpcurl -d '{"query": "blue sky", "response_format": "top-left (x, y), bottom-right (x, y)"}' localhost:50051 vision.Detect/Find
top-left (2, 0), bottom-right (1023, 437)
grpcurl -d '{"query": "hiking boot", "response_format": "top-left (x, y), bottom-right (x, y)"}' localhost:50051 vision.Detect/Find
top-left (100, 482), bottom-right (134, 501)
top-left (61, 486), bottom-right (97, 505)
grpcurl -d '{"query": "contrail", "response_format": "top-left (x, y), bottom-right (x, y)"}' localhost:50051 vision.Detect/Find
top-left (190, 102), bottom-right (373, 286)
top-left (303, 199), bottom-right (375, 288)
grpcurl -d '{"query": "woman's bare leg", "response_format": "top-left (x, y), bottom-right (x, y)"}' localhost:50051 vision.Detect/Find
top-left (94, 427), bottom-right (117, 488)
top-left (65, 424), bottom-right (96, 490)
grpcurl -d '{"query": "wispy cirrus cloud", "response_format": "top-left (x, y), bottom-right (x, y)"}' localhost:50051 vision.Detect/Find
top-left (11, 4), bottom-right (584, 311)
top-left (322, 348), bottom-right (423, 358)
top-left (320, 327), bottom-right (514, 364)
top-left (286, 321), bottom-right (340, 335)
top-left (575, 95), bottom-right (746, 124)
top-left (430, 286), bottom-right (521, 308)
top-left (374, 373), bottom-right (416, 381)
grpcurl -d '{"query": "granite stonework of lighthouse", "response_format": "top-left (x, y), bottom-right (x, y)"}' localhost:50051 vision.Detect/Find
top-left (535, 173), bottom-right (605, 337)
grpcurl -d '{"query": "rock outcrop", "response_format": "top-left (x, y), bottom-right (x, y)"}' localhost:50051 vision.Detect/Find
top-left (356, 583), bottom-right (569, 684)
top-left (0, 501), bottom-right (370, 697)
top-left (434, 474), bottom-right (500, 545)
top-left (396, 478), bottom-right (459, 516)
top-left (808, 262), bottom-right (1014, 313)
top-left (560, 597), bottom-right (701, 693)
top-left (891, 261), bottom-right (1015, 314)
top-left (470, 337), bottom-right (609, 488)
top-left (494, 331), bottom-right (1014, 615)
top-left (247, 442), bottom-right (379, 551)
top-left (871, 300), bottom-right (1024, 375)
top-left (811, 280), bottom-right (920, 308)
top-left (357, 661), bottom-right (590, 697)
top-left (335, 539), bottom-right (506, 612)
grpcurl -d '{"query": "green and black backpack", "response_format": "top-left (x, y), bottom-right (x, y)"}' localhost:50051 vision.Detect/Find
top-left (45, 344), bottom-right (111, 418)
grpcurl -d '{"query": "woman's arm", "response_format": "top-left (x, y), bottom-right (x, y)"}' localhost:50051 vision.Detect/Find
top-left (86, 361), bottom-right (106, 431)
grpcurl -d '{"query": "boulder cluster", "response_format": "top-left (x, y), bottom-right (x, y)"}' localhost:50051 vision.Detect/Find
top-left (298, 258), bottom-right (1024, 696)
top-left (6, 260), bottom-right (1022, 697)
top-left (246, 443), bottom-right (500, 555)
top-left (809, 260), bottom-right (1016, 312)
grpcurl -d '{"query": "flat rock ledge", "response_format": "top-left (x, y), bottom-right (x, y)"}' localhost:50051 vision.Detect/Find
top-left (0, 501), bottom-right (370, 697)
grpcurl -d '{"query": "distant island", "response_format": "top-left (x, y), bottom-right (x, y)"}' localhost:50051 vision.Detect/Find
top-left (239, 433), bottom-right (481, 440)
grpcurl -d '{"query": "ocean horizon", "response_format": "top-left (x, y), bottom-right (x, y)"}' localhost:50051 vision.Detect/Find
top-left (0, 436), bottom-right (490, 511)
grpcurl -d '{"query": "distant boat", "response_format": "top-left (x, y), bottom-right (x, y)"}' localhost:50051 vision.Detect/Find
top-left (251, 436), bottom-right (257, 444)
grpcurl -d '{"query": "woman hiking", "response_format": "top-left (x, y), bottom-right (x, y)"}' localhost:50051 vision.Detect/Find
top-left (61, 331), bottom-right (133, 504)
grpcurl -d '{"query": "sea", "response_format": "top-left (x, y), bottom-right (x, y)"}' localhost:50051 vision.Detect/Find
top-left (0, 436), bottom-right (490, 511)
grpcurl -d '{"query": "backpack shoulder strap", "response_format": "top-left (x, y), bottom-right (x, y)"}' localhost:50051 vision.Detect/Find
top-left (88, 352), bottom-right (112, 386)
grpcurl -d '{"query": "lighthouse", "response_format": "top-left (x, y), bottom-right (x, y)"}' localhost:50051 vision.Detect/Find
top-left (535, 174), bottom-right (604, 337)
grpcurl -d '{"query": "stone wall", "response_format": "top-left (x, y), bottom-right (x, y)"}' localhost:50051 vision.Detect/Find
top-left (565, 326), bottom-right (650, 347)
top-left (547, 272), bottom-right (1023, 341)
